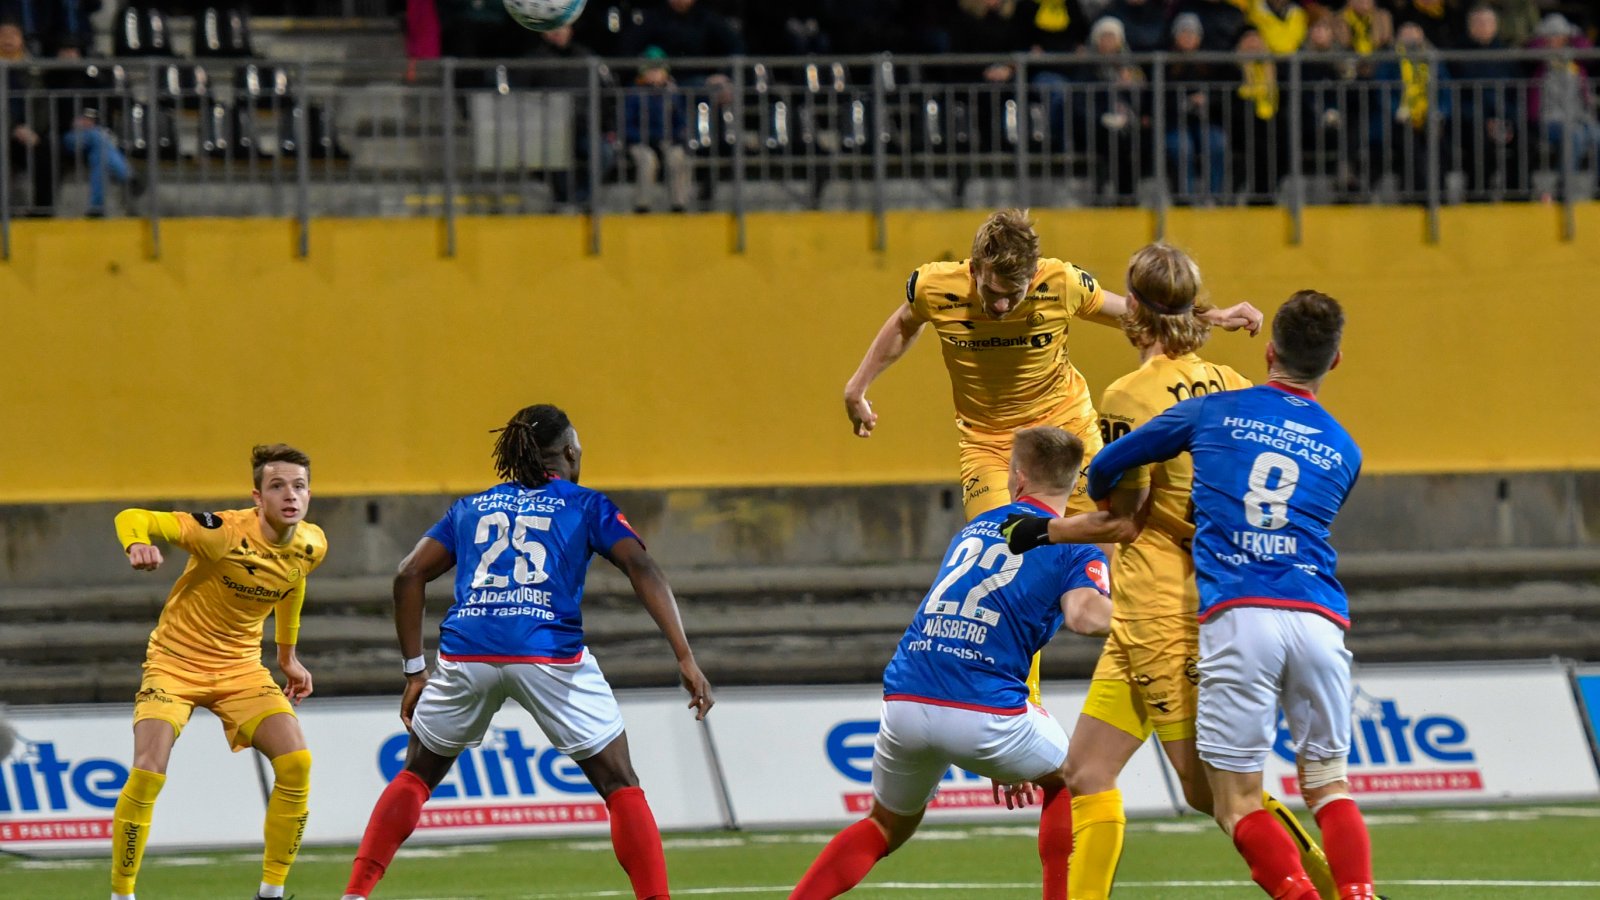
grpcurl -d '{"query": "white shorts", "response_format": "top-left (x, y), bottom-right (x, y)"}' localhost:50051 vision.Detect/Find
top-left (1196, 607), bottom-right (1352, 773)
top-left (872, 700), bottom-right (1069, 816)
top-left (410, 651), bottom-right (625, 761)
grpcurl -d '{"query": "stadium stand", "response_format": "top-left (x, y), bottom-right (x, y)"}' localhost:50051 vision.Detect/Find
top-left (2, 3), bottom-right (1597, 218)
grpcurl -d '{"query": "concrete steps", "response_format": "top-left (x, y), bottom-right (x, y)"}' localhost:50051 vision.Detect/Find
top-left (3, 551), bottom-right (1598, 705)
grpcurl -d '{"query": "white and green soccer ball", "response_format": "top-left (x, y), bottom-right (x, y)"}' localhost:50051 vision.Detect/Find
top-left (504, 0), bottom-right (587, 32)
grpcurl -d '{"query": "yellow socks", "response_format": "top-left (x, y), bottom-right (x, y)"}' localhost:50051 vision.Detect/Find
top-left (1263, 791), bottom-right (1338, 900)
top-left (1067, 788), bottom-right (1126, 900)
top-left (1026, 653), bottom-right (1044, 705)
top-left (262, 749), bottom-right (312, 889)
top-left (110, 767), bottom-right (166, 895)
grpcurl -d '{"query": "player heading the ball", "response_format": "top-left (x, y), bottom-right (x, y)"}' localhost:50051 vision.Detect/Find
top-left (843, 208), bottom-right (1263, 705)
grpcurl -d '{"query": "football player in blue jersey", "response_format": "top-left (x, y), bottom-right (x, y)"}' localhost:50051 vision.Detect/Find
top-left (790, 426), bottom-right (1112, 900)
top-left (1005, 292), bottom-right (1376, 900)
top-left (342, 404), bottom-right (713, 900)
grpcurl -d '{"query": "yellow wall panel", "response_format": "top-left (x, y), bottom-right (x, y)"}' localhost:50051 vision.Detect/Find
top-left (5, 206), bottom-right (1596, 502)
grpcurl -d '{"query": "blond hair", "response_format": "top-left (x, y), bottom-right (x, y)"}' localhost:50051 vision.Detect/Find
top-left (971, 209), bottom-right (1040, 287)
top-left (1012, 426), bottom-right (1085, 493)
top-left (1121, 243), bottom-right (1213, 357)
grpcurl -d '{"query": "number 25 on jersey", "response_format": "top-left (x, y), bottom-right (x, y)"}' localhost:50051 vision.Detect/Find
top-left (471, 512), bottom-right (553, 588)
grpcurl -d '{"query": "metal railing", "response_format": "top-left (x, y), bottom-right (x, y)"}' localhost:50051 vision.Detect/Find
top-left (3, 49), bottom-right (1598, 257)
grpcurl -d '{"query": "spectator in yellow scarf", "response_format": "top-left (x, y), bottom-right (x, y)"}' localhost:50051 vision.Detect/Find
top-left (1370, 22), bottom-right (1452, 199)
top-left (1231, 28), bottom-right (1288, 201)
top-left (1334, 0), bottom-right (1394, 54)
top-left (1230, 0), bottom-right (1307, 53)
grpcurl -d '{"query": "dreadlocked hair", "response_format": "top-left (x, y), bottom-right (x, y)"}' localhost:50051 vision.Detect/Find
top-left (491, 404), bottom-right (573, 488)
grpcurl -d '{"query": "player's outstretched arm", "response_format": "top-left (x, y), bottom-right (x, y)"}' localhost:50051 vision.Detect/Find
top-left (843, 304), bottom-right (924, 438)
top-left (1061, 586), bottom-right (1112, 637)
top-left (1086, 404), bottom-right (1200, 503)
top-left (1002, 485), bottom-right (1151, 553)
top-left (1081, 290), bottom-right (1262, 336)
top-left (114, 508), bottom-right (184, 571)
top-left (393, 536), bottom-right (454, 728)
top-left (1200, 301), bottom-right (1264, 335)
top-left (608, 538), bottom-right (715, 720)
top-left (1081, 289), bottom-right (1132, 328)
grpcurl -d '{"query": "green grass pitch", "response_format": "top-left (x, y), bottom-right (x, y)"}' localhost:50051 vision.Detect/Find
top-left (6, 804), bottom-right (1599, 899)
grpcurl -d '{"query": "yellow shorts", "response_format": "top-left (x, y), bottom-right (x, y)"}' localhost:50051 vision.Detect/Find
top-left (958, 418), bottom-right (1104, 519)
top-left (133, 655), bottom-right (295, 752)
top-left (1082, 614), bottom-right (1199, 743)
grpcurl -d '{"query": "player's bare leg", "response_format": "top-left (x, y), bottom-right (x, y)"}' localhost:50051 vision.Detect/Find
top-left (1299, 760), bottom-right (1376, 900)
top-left (251, 713), bottom-right (311, 900)
top-left (1208, 765), bottom-right (1319, 900)
top-left (343, 737), bottom-right (456, 900)
top-left (574, 732), bottom-right (670, 900)
top-left (791, 800), bottom-right (923, 899)
top-left (110, 719), bottom-right (178, 900)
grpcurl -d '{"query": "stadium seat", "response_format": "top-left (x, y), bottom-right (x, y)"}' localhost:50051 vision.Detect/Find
top-left (233, 63), bottom-right (292, 111)
top-left (279, 104), bottom-right (349, 160)
top-left (193, 7), bottom-right (255, 59)
top-left (200, 98), bottom-right (232, 157)
top-left (156, 63), bottom-right (211, 113)
top-left (112, 5), bottom-right (172, 57)
top-left (124, 101), bottom-right (180, 161)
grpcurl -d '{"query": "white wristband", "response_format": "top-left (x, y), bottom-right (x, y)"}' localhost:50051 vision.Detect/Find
top-left (402, 655), bottom-right (427, 676)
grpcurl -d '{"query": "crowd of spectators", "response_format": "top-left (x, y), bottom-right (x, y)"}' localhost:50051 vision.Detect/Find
top-left (414, 0), bottom-right (1600, 206)
top-left (416, 0), bottom-right (1597, 61)
top-left (4, 0), bottom-right (1599, 215)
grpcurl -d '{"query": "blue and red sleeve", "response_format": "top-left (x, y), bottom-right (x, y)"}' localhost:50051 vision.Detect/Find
top-left (1086, 398), bottom-right (1203, 501)
top-left (590, 493), bottom-right (643, 555)
top-left (423, 502), bottom-right (456, 548)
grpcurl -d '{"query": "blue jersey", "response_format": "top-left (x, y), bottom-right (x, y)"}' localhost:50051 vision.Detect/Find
top-left (1086, 383), bottom-right (1362, 627)
top-left (882, 500), bottom-right (1111, 713)
top-left (425, 480), bottom-right (640, 662)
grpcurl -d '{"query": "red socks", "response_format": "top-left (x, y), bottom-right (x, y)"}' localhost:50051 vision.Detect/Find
top-left (1038, 785), bottom-right (1074, 900)
top-left (791, 818), bottom-right (890, 900)
top-left (1314, 798), bottom-right (1375, 899)
top-left (1233, 808), bottom-right (1320, 900)
top-left (606, 786), bottom-right (670, 899)
top-left (346, 770), bottom-right (431, 897)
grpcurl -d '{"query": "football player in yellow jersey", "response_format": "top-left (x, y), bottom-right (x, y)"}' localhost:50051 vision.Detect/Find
top-left (108, 444), bottom-right (326, 900)
top-left (843, 209), bottom-right (1263, 701)
top-left (1000, 245), bottom-right (1336, 900)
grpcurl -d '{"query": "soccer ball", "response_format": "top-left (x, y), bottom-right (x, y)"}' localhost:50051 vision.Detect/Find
top-left (504, 0), bottom-right (586, 32)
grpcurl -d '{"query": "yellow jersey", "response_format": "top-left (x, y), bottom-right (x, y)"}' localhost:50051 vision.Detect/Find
top-left (116, 508), bottom-right (327, 671)
top-left (907, 258), bottom-right (1106, 433)
top-left (1099, 353), bottom-right (1251, 619)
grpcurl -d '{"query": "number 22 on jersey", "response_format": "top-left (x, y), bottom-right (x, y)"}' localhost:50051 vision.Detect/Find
top-left (924, 537), bottom-right (1022, 625)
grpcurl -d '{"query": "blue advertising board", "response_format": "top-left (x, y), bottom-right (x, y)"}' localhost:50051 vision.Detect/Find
top-left (1579, 673), bottom-right (1600, 748)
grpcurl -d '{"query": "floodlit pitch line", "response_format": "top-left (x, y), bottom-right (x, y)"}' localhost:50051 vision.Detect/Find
top-left (503, 880), bottom-right (1600, 899)
top-left (546, 805), bottom-right (1600, 853)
